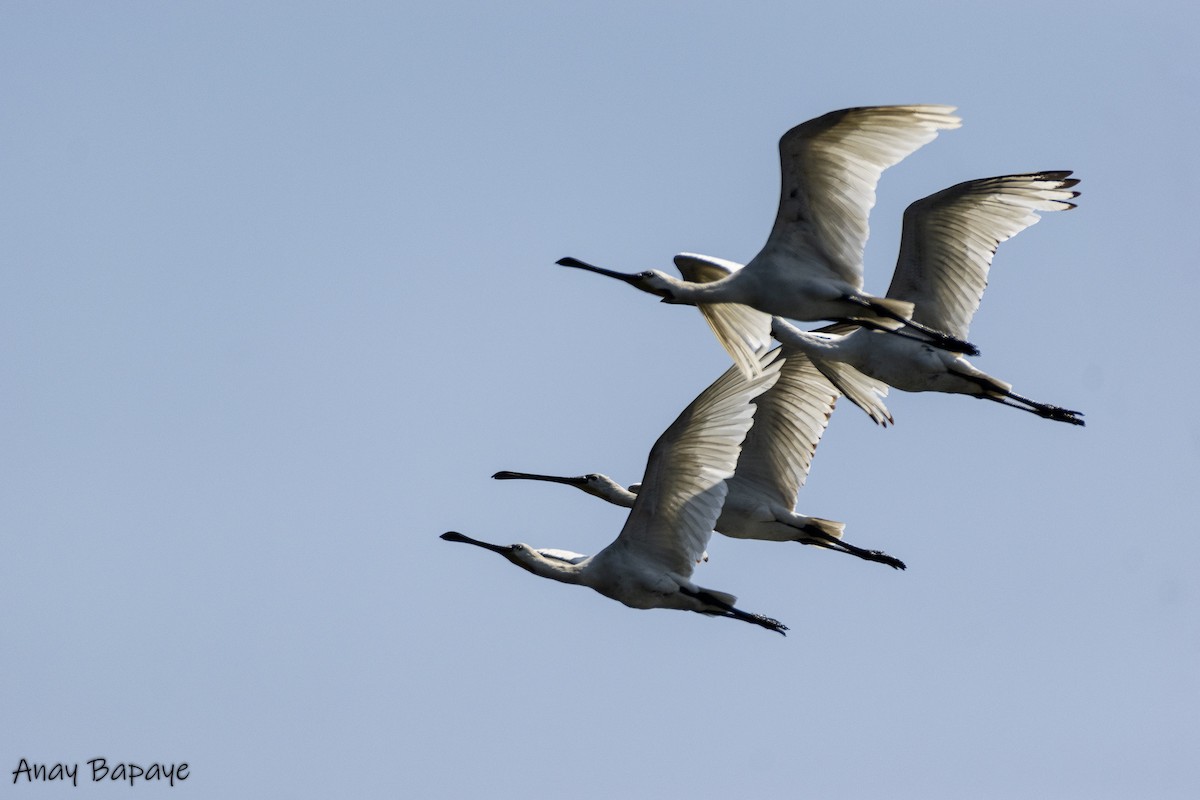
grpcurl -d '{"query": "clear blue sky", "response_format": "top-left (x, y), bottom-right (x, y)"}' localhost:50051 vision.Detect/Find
top-left (3, 2), bottom-right (1197, 797)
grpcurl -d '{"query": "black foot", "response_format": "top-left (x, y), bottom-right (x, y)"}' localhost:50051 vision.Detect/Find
top-left (745, 614), bottom-right (789, 636)
top-left (907, 322), bottom-right (978, 356)
top-left (981, 387), bottom-right (1086, 427)
top-left (1039, 406), bottom-right (1086, 426)
top-left (860, 549), bottom-right (907, 570)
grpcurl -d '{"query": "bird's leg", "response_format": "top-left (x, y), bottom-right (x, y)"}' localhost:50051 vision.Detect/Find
top-left (800, 530), bottom-right (907, 570)
top-left (983, 393), bottom-right (1085, 426)
top-left (896, 318), bottom-right (978, 357)
top-left (680, 587), bottom-right (788, 636)
top-left (854, 318), bottom-right (948, 350)
top-left (844, 297), bottom-right (979, 356)
top-left (950, 368), bottom-right (1086, 427)
top-left (984, 393), bottom-right (1089, 424)
top-left (1003, 389), bottom-right (1085, 425)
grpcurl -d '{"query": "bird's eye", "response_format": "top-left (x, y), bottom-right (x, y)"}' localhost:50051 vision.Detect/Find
top-left (637, 271), bottom-right (655, 280)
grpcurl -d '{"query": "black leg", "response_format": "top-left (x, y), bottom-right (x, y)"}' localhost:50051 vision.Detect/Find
top-left (983, 392), bottom-right (1085, 426)
top-left (844, 297), bottom-right (979, 356)
top-left (680, 587), bottom-right (788, 636)
top-left (791, 523), bottom-right (906, 569)
top-left (895, 317), bottom-right (979, 357)
top-left (814, 536), bottom-right (907, 569)
top-left (952, 369), bottom-right (1086, 427)
top-left (1002, 389), bottom-right (1085, 425)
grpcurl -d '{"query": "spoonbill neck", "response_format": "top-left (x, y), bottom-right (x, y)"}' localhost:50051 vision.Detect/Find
top-left (770, 318), bottom-right (848, 354)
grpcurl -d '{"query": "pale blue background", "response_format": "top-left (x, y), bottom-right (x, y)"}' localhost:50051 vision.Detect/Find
top-left (3, 2), bottom-right (1197, 797)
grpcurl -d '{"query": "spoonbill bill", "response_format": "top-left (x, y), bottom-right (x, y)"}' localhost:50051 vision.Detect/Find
top-left (771, 172), bottom-right (1084, 426)
top-left (494, 348), bottom-right (905, 569)
top-left (557, 104), bottom-right (973, 378)
top-left (441, 349), bottom-right (790, 635)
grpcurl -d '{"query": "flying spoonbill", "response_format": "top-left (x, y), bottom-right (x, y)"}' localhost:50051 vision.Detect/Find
top-left (771, 172), bottom-right (1084, 426)
top-left (494, 348), bottom-right (905, 569)
top-left (557, 104), bottom-right (973, 378)
top-left (442, 349), bottom-right (790, 635)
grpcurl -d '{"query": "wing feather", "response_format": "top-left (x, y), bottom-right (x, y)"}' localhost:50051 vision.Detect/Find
top-left (607, 349), bottom-right (784, 576)
top-left (761, 105), bottom-right (962, 287)
top-left (724, 347), bottom-right (840, 508)
top-left (887, 171), bottom-right (1079, 339)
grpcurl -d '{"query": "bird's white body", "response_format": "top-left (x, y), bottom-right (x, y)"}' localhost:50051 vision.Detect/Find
top-left (771, 172), bottom-right (1084, 425)
top-left (579, 549), bottom-right (729, 612)
top-left (643, 261), bottom-right (876, 326)
top-left (444, 349), bottom-right (791, 634)
top-left (717, 495), bottom-right (837, 543)
top-left (558, 105), bottom-right (970, 377)
top-left (495, 348), bottom-right (905, 568)
top-left (478, 543), bottom-right (721, 611)
top-left (775, 322), bottom-right (1010, 397)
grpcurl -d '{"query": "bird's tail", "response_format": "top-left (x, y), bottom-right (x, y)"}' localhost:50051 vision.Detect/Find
top-left (799, 516), bottom-right (846, 542)
top-left (694, 586), bottom-right (739, 610)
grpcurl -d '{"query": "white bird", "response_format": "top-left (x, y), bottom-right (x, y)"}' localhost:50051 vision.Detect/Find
top-left (494, 347), bottom-right (905, 569)
top-left (771, 171), bottom-right (1084, 426)
top-left (442, 349), bottom-right (790, 635)
top-left (556, 104), bottom-right (973, 378)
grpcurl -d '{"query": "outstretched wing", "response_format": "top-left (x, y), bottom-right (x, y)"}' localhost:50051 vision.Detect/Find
top-left (674, 252), bottom-right (772, 379)
top-left (606, 349), bottom-right (784, 577)
top-left (758, 105), bottom-right (961, 288)
top-left (887, 171), bottom-right (1079, 340)
top-left (772, 318), bottom-right (893, 426)
top-left (724, 346), bottom-right (839, 509)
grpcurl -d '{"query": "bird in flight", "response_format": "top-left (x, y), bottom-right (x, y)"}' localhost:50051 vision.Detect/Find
top-left (442, 349), bottom-right (790, 634)
top-left (494, 347), bottom-right (905, 569)
top-left (771, 171), bottom-right (1084, 426)
top-left (557, 104), bottom-right (973, 378)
